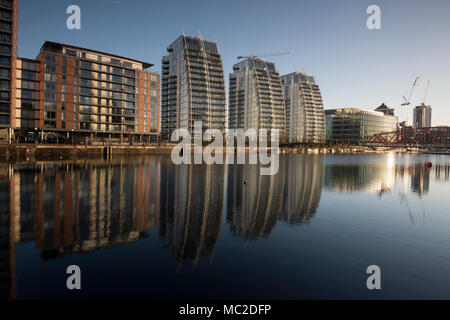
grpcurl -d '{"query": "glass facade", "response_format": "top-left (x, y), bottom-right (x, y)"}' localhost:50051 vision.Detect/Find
top-left (0, 0), bottom-right (17, 142)
top-left (281, 72), bottom-right (325, 143)
top-left (413, 104), bottom-right (432, 128)
top-left (228, 57), bottom-right (286, 133)
top-left (325, 108), bottom-right (397, 143)
top-left (161, 35), bottom-right (226, 137)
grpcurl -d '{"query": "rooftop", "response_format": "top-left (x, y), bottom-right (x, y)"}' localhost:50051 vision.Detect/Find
top-left (40, 41), bottom-right (154, 69)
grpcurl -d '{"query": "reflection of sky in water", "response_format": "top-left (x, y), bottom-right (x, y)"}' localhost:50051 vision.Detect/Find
top-left (1, 153), bottom-right (449, 299)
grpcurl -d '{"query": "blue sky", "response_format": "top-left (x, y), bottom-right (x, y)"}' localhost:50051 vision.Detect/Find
top-left (18, 0), bottom-right (450, 126)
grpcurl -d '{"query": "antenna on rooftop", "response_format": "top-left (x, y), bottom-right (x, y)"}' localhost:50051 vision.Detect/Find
top-left (197, 29), bottom-right (203, 40)
top-left (181, 25), bottom-right (185, 36)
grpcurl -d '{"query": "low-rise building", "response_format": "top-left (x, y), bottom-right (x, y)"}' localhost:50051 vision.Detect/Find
top-left (14, 41), bottom-right (160, 143)
top-left (325, 107), bottom-right (397, 144)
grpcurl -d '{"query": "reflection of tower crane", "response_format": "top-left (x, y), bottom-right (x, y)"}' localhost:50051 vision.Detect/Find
top-left (237, 52), bottom-right (290, 60)
top-left (398, 158), bottom-right (427, 224)
top-left (401, 76), bottom-right (419, 126)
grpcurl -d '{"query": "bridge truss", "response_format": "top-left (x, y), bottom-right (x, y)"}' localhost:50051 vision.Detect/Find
top-left (367, 127), bottom-right (450, 147)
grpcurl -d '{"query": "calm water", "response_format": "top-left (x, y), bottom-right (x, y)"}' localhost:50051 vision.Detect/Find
top-left (1, 153), bottom-right (450, 299)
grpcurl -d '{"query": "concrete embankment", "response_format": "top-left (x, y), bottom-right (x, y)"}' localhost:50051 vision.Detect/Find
top-left (0, 144), bottom-right (413, 162)
top-left (0, 144), bottom-right (174, 161)
top-left (278, 146), bottom-right (412, 154)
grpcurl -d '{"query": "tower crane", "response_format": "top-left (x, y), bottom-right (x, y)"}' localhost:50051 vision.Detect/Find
top-left (422, 80), bottom-right (430, 106)
top-left (401, 76), bottom-right (419, 126)
top-left (237, 52), bottom-right (290, 60)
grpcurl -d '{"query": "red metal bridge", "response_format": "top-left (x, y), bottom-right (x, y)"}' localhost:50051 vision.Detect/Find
top-left (367, 126), bottom-right (450, 148)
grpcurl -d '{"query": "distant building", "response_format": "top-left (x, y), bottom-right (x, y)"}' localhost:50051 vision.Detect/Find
top-left (413, 104), bottom-right (432, 128)
top-left (281, 72), bottom-right (325, 143)
top-left (161, 35), bottom-right (226, 137)
top-left (374, 103), bottom-right (395, 116)
top-left (228, 57), bottom-right (286, 134)
top-left (325, 108), bottom-right (397, 143)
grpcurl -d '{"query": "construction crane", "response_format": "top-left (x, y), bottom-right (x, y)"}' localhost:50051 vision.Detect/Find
top-left (422, 80), bottom-right (430, 106)
top-left (237, 52), bottom-right (290, 60)
top-left (401, 76), bottom-right (419, 126)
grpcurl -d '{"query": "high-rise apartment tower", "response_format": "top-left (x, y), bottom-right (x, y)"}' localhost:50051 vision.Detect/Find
top-left (161, 35), bottom-right (226, 138)
top-left (228, 57), bottom-right (286, 134)
top-left (281, 72), bottom-right (325, 143)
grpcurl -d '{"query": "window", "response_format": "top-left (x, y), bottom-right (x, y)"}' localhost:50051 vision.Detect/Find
top-left (124, 69), bottom-right (134, 77)
top-left (0, 114), bottom-right (9, 124)
top-left (0, 56), bottom-right (9, 66)
top-left (0, 43), bottom-right (10, 54)
top-left (0, 91), bottom-right (8, 100)
top-left (0, 21), bottom-right (10, 32)
top-left (21, 80), bottom-right (38, 90)
top-left (0, 1), bottom-right (12, 9)
top-left (45, 92), bottom-right (56, 100)
top-left (44, 101), bottom-right (57, 110)
top-left (45, 64), bottom-right (57, 72)
top-left (21, 90), bottom-right (35, 99)
top-left (0, 9), bottom-right (11, 20)
top-left (0, 67), bottom-right (9, 78)
top-left (44, 73), bottom-right (57, 82)
top-left (0, 79), bottom-right (9, 90)
top-left (22, 70), bottom-right (36, 80)
top-left (45, 82), bottom-right (56, 91)
top-left (0, 101), bottom-right (9, 112)
top-left (22, 61), bottom-right (38, 70)
top-left (0, 32), bottom-right (10, 43)
top-left (45, 54), bottom-right (57, 63)
top-left (65, 49), bottom-right (77, 57)
top-left (81, 61), bottom-right (92, 69)
top-left (112, 67), bottom-right (122, 75)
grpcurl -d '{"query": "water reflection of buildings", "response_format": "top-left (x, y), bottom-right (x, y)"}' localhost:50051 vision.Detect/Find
top-left (226, 155), bottom-right (325, 240)
top-left (158, 163), bottom-right (225, 266)
top-left (0, 158), bottom-right (160, 298)
top-left (409, 161), bottom-right (430, 196)
top-left (3, 154), bottom-right (447, 298)
top-left (0, 164), bottom-right (17, 299)
top-left (281, 155), bottom-right (325, 225)
top-left (324, 154), bottom-right (396, 196)
top-left (324, 154), bottom-right (450, 199)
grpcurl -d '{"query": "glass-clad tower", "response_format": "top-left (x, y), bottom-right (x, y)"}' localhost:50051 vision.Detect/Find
top-left (281, 72), bottom-right (326, 143)
top-left (161, 35), bottom-right (226, 137)
top-left (0, 0), bottom-right (18, 143)
top-left (228, 57), bottom-right (286, 133)
top-left (413, 104), bottom-right (432, 128)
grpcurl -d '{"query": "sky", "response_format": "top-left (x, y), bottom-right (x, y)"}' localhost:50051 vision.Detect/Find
top-left (18, 0), bottom-right (450, 126)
